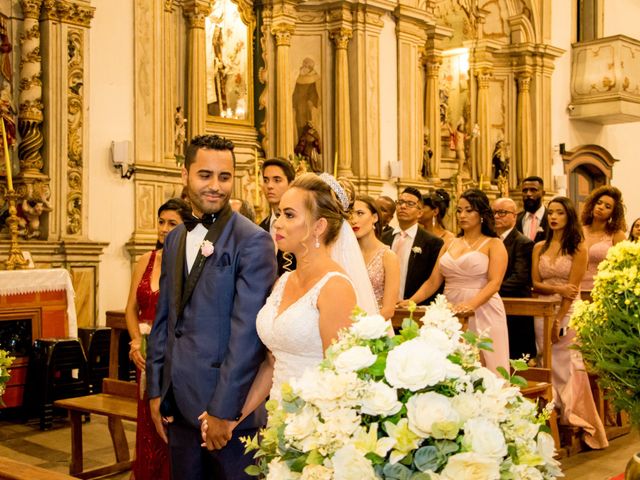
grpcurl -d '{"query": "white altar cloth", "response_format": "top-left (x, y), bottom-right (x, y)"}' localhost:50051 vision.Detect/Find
top-left (0, 268), bottom-right (78, 337)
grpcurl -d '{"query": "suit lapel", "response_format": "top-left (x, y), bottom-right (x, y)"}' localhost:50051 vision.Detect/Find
top-left (174, 228), bottom-right (187, 319)
top-left (178, 204), bottom-right (234, 318)
top-left (406, 227), bottom-right (424, 280)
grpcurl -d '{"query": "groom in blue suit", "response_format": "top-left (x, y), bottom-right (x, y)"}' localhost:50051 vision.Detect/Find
top-left (147, 135), bottom-right (277, 479)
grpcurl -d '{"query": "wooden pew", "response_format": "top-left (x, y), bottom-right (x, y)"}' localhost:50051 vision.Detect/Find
top-left (54, 378), bottom-right (137, 479)
top-left (0, 456), bottom-right (77, 480)
top-left (391, 307), bottom-right (471, 330)
top-left (106, 310), bottom-right (127, 379)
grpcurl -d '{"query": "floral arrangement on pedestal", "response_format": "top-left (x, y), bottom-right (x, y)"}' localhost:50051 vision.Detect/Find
top-left (571, 240), bottom-right (640, 426)
top-left (243, 296), bottom-right (561, 480)
top-left (0, 349), bottom-right (15, 406)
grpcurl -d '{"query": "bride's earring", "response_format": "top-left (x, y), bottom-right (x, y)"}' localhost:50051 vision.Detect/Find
top-left (314, 235), bottom-right (320, 248)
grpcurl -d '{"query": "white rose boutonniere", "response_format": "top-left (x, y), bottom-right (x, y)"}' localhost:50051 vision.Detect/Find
top-left (411, 246), bottom-right (422, 255)
top-left (200, 240), bottom-right (214, 257)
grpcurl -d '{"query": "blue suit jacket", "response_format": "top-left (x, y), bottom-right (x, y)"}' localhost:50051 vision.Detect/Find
top-left (146, 211), bottom-right (277, 430)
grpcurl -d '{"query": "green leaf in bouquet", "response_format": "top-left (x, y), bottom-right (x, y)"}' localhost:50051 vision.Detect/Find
top-left (496, 366), bottom-right (509, 381)
top-left (477, 339), bottom-right (494, 351)
top-left (400, 318), bottom-right (420, 341)
top-left (510, 375), bottom-right (529, 388)
top-left (434, 439), bottom-right (459, 456)
top-left (244, 464), bottom-right (261, 477)
top-left (383, 462), bottom-right (413, 479)
top-left (413, 446), bottom-right (440, 472)
top-left (368, 353), bottom-right (388, 377)
top-left (286, 452), bottom-right (309, 473)
top-left (399, 452), bottom-right (414, 466)
top-left (282, 397), bottom-right (304, 413)
top-left (305, 449), bottom-right (323, 465)
top-left (510, 358), bottom-right (529, 372)
top-left (365, 452), bottom-right (385, 465)
top-left (461, 330), bottom-right (478, 345)
top-left (409, 473), bottom-right (433, 480)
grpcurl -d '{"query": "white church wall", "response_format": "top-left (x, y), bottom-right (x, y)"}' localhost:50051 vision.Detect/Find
top-left (89, 1), bottom-right (135, 324)
top-left (551, 0), bottom-right (640, 232)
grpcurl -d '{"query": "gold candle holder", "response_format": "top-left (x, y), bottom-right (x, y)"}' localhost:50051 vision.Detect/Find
top-left (1, 117), bottom-right (28, 270)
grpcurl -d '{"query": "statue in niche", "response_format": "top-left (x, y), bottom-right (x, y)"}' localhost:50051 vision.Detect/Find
top-left (18, 183), bottom-right (52, 239)
top-left (448, 117), bottom-right (470, 176)
top-left (174, 106), bottom-right (187, 165)
top-left (421, 131), bottom-right (433, 178)
top-left (0, 15), bottom-right (12, 85)
top-left (0, 19), bottom-right (16, 175)
top-left (294, 121), bottom-right (322, 173)
top-left (292, 57), bottom-right (320, 144)
top-left (492, 139), bottom-right (510, 197)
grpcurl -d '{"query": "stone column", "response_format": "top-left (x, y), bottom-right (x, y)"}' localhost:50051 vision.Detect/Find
top-left (330, 27), bottom-right (353, 177)
top-left (18, 0), bottom-right (44, 175)
top-left (475, 68), bottom-right (492, 183)
top-left (164, 0), bottom-right (178, 162)
top-left (424, 56), bottom-right (441, 178)
top-left (271, 23), bottom-right (295, 158)
top-left (516, 71), bottom-right (533, 182)
top-left (183, 1), bottom-right (210, 139)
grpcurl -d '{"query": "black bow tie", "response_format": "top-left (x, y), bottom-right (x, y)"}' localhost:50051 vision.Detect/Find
top-left (184, 213), bottom-right (215, 232)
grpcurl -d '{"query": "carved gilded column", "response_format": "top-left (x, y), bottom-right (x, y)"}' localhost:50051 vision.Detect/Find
top-left (18, 0), bottom-right (44, 175)
top-left (516, 71), bottom-right (533, 182)
top-left (183, 1), bottom-right (210, 139)
top-left (164, 0), bottom-right (177, 162)
top-left (330, 28), bottom-right (353, 176)
top-left (424, 56), bottom-right (441, 178)
top-left (272, 23), bottom-right (295, 158)
top-left (475, 68), bottom-right (492, 183)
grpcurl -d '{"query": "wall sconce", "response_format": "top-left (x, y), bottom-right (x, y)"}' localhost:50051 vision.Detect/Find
top-left (111, 140), bottom-right (135, 179)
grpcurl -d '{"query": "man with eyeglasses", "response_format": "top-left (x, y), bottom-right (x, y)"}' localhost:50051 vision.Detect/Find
top-left (493, 197), bottom-right (536, 360)
top-left (382, 187), bottom-right (443, 305)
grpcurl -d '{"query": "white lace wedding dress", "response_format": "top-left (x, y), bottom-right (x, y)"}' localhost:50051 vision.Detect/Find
top-left (256, 271), bottom-right (352, 402)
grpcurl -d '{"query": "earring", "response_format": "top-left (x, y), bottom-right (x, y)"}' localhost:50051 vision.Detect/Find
top-left (432, 217), bottom-right (436, 227)
top-left (314, 236), bottom-right (320, 248)
top-left (481, 218), bottom-right (484, 224)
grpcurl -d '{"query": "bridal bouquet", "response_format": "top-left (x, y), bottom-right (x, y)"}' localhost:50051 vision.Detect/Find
top-left (243, 296), bottom-right (561, 479)
top-left (571, 240), bottom-right (640, 426)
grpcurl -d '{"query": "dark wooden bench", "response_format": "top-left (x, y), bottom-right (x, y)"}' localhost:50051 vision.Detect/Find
top-left (54, 378), bottom-right (138, 479)
top-left (0, 456), bottom-right (76, 480)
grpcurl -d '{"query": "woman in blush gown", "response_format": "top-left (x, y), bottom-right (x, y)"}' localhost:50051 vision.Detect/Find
top-left (419, 189), bottom-right (455, 242)
top-left (532, 196), bottom-right (608, 449)
top-left (579, 186), bottom-right (627, 293)
top-left (350, 195), bottom-right (400, 319)
top-left (125, 198), bottom-right (189, 480)
top-left (399, 189), bottom-right (509, 374)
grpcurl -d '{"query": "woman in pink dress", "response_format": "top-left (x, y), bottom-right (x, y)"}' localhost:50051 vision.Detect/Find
top-left (419, 189), bottom-right (455, 242)
top-left (531, 196), bottom-right (608, 449)
top-left (350, 195), bottom-right (400, 319)
top-left (579, 186), bottom-right (627, 293)
top-left (399, 189), bottom-right (510, 373)
top-left (125, 198), bottom-right (189, 480)
top-left (629, 217), bottom-right (640, 242)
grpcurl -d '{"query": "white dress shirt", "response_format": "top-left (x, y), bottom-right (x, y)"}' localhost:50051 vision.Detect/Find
top-left (186, 223), bottom-right (208, 273)
top-left (500, 227), bottom-right (515, 241)
top-left (391, 223), bottom-right (418, 300)
top-left (521, 205), bottom-right (545, 239)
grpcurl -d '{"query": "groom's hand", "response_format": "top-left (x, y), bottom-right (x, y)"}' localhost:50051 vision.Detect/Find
top-left (150, 396), bottom-right (173, 444)
top-left (202, 413), bottom-right (234, 450)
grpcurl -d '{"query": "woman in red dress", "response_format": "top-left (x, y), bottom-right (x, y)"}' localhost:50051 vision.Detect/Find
top-left (125, 198), bottom-right (189, 480)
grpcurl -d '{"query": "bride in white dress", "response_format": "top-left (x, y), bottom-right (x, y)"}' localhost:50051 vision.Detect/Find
top-left (201, 173), bottom-right (378, 440)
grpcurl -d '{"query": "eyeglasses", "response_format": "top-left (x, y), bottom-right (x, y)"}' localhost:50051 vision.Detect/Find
top-left (395, 200), bottom-right (419, 208)
top-left (493, 210), bottom-right (516, 217)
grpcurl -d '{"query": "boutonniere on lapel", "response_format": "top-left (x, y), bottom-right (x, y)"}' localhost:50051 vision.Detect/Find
top-left (200, 240), bottom-right (214, 257)
top-left (411, 246), bottom-right (422, 255)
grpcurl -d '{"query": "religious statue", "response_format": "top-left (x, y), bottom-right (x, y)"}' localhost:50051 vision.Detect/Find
top-left (292, 57), bottom-right (320, 143)
top-left (174, 106), bottom-right (187, 165)
top-left (18, 183), bottom-right (52, 239)
top-left (293, 121), bottom-right (322, 173)
top-left (0, 82), bottom-right (16, 175)
top-left (448, 117), bottom-right (470, 176)
top-left (492, 139), bottom-right (511, 197)
top-left (0, 15), bottom-right (12, 85)
top-left (420, 131), bottom-right (433, 178)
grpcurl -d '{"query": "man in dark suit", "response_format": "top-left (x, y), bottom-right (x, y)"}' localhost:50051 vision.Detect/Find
top-left (516, 176), bottom-right (548, 243)
top-left (376, 195), bottom-right (396, 237)
top-left (147, 135), bottom-right (277, 479)
top-left (259, 157), bottom-right (296, 275)
top-left (382, 187), bottom-right (443, 305)
top-left (493, 197), bottom-right (536, 360)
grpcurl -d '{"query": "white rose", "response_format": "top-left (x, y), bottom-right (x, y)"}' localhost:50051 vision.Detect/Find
top-left (334, 346), bottom-right (377, 372)
top-left (332, 444), bottom-right (378, 480)
top-left (284, 404), bottom-right (318, 443)
top-left (451, 392), bottom-right (480, 422)
top-left (385, 338), bottom-right (448, 391)
top-left (472, 367), bottom-right (507, 393)
top-left (266, 459), bottom-right (300, 480)
top-left (440, 452), bottom-right (500, 480)
top-left (406, 391), bottom-right (460, 438)
top-left (509, 464), bottom-right (544, 480)
top-left (139, 322), bottom-right (152, 335)
top-left (462, 417), bottom-right (507, 459)
top-left (361, 381), bottom-right (402, 417)
top-left (350, 314), bottom-right (391, 339)
top-left (536, 431), bottom-right (557, 465)
top-left (292, 369), bottom-right (363, 409)
top-left (300, 464), bottom-right (333, 480)
top-left (419, 326), bottom-right (456, 355)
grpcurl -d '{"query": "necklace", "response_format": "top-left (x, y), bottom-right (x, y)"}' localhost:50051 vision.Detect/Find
top-left (462, 236), bottom-right (483, 251)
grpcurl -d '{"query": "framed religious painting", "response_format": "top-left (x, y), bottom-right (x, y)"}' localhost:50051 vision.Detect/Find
top-left (205, 0), bottom-right (254, 126)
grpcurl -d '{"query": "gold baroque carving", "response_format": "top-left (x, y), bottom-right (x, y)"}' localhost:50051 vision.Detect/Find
top-left (20, 23), bottom-right (39, 42)
top-left (66, 29), bottom-right (84, 235)
top-left (272, 24), bottom-right (295, 47)
top-left (42, 1), bottom-right (95, 27)
top-left (182, 0), bottom-right (211, 29)
top-left (19, 0), bottom-right (43, 19)
top-left (517, 72), bottom-right (531, 92)
top-left (476, 68), bottom-right (492, 89)
top-left (258, 22), bottom-right (269, 154)
top-left (19, 46), bottom-right (41, 68)
top-left (330, 28), bottom-right (352, 50)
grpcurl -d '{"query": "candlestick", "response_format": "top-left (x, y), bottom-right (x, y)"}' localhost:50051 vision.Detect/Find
top-left (333, 151), bottom-right (338, 178)
top-left (479, 174), bottom-right (484, 189)
top-left (254, 149), bottom-right (260, 205)
top-left (1, 118), bottom-right (13, 192)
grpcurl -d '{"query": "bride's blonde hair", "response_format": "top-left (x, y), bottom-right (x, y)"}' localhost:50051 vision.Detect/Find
top-left (290, 173), bottom-right (348, 246)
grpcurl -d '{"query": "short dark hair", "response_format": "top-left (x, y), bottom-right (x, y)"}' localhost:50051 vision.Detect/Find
top-left (402, 187), bottom-right (423, 205)
top-left (377, 195), bottom-right (396, 212)
top-left (458, 188), bottom-right (497, 237)
top-left (542, 196), bottom-right (583, 256)
top-left (157, 197), bottom-right (190, 221)
top-left (356, 195), bottom-right (383, 239)
top-left (262, 157), bottom-right (295, 183)
top-left (522, 176), bottom-right (544, 186)
top-left (184, 135), bottom-right (235, 170)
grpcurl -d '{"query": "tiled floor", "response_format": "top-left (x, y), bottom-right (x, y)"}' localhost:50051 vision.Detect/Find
top-left (0, 412), bottom-right (636, 479)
